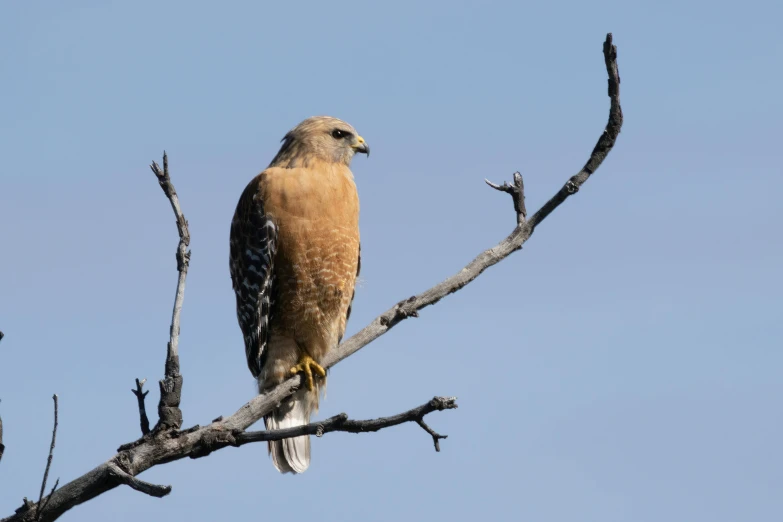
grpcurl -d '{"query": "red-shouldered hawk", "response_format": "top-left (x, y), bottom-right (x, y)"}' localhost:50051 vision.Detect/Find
top-left (230, 116), bottom-right (367, 474)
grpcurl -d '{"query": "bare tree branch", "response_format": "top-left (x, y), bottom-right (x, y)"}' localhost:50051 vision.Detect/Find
top-left (149, 152), bottom-right (190, 432)
top-left (485, 171), bottom-right (527, 226)
top-left (36, 480), bottom-right (58, 521)
top-left (106, 464), bottom-right (171, 498)
top-left (131, 379), bottom-right (151, 436)
top-left (35, 395), bottom-right (58, 521)
top-left (415, 417), bottom-right (448, 452)
top-left (309, 32), bottom-right (622, 390)
top-left (234, 396), bottom-right (457, 447)
top-left (4, 396), bottom-right (455, 522)
top-left (1, 34), bottom-right (622, 522)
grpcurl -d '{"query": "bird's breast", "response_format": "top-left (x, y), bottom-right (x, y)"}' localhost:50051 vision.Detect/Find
top-left (261, 163), bottom-right (360, 340)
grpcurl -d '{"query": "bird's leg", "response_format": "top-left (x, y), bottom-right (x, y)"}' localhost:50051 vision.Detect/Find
top-left (290, 354), bottom-right (326, 392)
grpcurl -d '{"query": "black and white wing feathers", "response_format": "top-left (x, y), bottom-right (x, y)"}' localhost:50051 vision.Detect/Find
top-left (229, 178), bottom-right (278, 377)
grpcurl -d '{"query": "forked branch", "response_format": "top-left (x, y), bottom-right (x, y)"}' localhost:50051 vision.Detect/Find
top-left (188, 396), bottom-right (457, 458)
top-left (485, 171), bottom-right (527, 225)
top-left (131, 379), bottom-right (150, 436)
top-left (323, 32), bottom-right (622, 371)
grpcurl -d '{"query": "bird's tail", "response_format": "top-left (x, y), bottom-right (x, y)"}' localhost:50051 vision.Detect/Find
top-left (263, 385), bottom-right (319, 474)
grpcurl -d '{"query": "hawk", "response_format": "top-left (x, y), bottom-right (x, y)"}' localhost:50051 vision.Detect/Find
top-left (229, 116), bottom-right (368, 473)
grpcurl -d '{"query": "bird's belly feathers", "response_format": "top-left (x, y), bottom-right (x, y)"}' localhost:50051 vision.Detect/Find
top-left (276, 223), bottom-right (359, 323)
top-left (263, 166), bottom-right (360, 354)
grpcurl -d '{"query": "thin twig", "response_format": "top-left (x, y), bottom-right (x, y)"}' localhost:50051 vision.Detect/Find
top-left (36, 480), bottom-right (59, 519)
top-left (525, 33), bottom-right (622, 231)
top-left (415, 418), bottom-right (448, 452)
top-left (106, 464), bottom-right (171, 498)
top-left (131, 379), bottom-right (150, 435)
top-left (240, 396), bottom-right (456, 442)
top-left (36, 395), bottom-right (58, 520)
top-left (485, 171), bottom-right (526, 225)
top-left (149, 152), bottom-right (189, 431)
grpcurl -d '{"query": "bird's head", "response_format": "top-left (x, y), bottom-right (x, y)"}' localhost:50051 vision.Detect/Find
top-left (270, 116), bottom-right (369, 168)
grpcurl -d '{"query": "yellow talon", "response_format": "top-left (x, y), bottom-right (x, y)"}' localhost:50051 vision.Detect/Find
top-left (290, 354), bottom-right (326, 391)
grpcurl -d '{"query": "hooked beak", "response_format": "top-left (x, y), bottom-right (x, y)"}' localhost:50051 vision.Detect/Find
top-left (352, 135), bottom-right (370, 157)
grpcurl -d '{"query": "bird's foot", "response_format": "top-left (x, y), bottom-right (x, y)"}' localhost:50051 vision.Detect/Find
top-left (290, 354), bottom-right (326, 392)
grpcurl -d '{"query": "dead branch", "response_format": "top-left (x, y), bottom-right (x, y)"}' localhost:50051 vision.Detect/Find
top-left (5, 396), bottom-right (455, 522)
top-left (35, 395), bottom-right (58, 521)
top-left (325, 32), bottom-right (621, 372)
top-left (485, 171), bottom-right (526, 225)
top-left (35, 480), bottom-right (58, 519)
top-left (131, 379), bottom-right (151, 436)
top-left (106, 464), bottom-right (171, 498)
top-left (1, 33), bottom-right (622, 522)
top-left (233, 396), bottom-right (457, 448)
top-left (150, 152), bottom-right (189, 432)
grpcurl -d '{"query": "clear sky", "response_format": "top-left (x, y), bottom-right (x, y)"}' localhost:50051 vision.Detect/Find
top-left (1, 1), bottom-right (781, 520)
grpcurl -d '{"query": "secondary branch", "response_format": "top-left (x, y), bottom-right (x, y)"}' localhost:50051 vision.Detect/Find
top-left (150, 152), bottom-right (190, 431)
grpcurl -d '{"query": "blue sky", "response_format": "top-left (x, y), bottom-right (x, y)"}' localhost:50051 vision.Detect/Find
top-left (1, 1), bottom-right (781, 520)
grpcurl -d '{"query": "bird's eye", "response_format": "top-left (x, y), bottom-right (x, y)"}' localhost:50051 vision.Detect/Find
top-left (331, 129), bottom-right (351, 139)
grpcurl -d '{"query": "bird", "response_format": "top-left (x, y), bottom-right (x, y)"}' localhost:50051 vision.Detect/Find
top-left (229, 116), bottom-right (368, 473)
